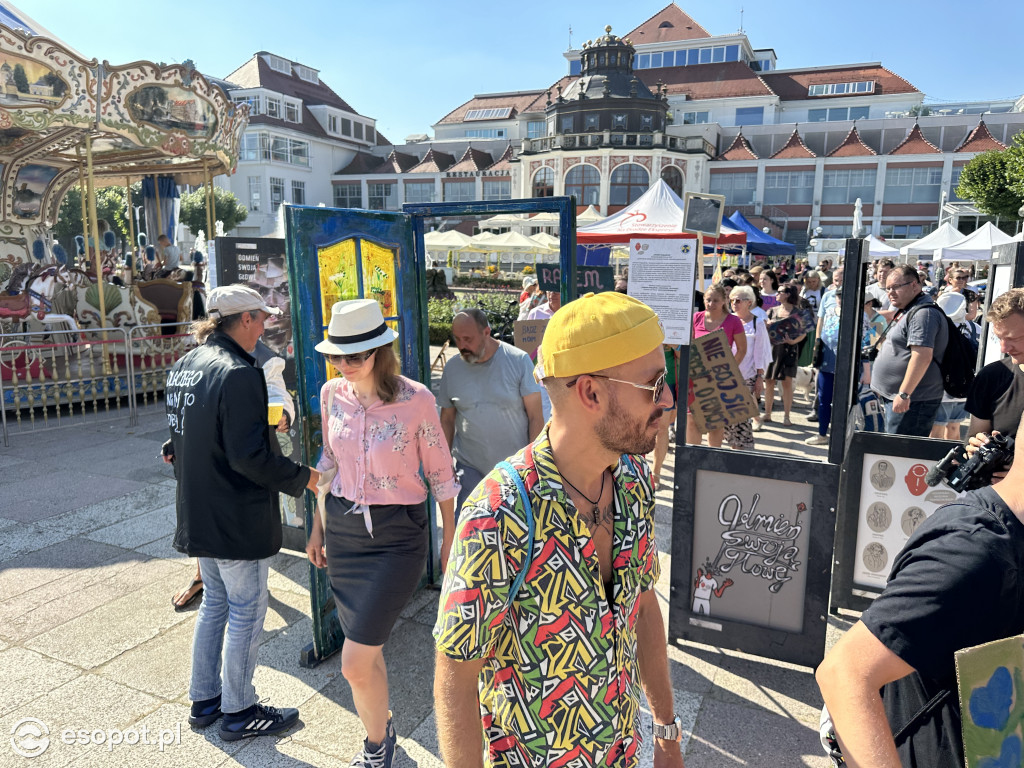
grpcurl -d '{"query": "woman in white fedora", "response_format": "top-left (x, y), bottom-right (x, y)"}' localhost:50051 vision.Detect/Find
top-left (305, 299), bottom-right (458, 768)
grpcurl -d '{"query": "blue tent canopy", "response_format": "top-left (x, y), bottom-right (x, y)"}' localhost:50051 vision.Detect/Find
top-left (725, 211), bottom-right (796, 257)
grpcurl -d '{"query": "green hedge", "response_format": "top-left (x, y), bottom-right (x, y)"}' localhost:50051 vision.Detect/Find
top-left (427, 293), bottom-right (521, 346)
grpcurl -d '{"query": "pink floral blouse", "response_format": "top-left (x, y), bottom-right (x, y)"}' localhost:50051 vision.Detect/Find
top-left (317, 376), bottom-right (460, 507)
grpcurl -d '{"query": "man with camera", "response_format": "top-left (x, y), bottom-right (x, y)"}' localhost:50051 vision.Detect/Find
top-left (817, 408), bottom-right (1024, 767)
top-left (966, 288), bottom-right (1024, 440)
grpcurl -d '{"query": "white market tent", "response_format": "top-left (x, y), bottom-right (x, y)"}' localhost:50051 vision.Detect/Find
top-left (899, 222), bottom-right (965, 257)
top-left (531, 232), bottom-right (560, 249)
top-left (841, 234), bottom-right (899, 258)
top-left (935, 222), bottom-right (1015, 261)
top-left (577, 205), bottom-right (605, 223)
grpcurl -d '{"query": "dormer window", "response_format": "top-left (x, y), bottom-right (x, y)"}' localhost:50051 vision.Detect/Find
top-left (267, 55), bottom-right (291, 74)
top-left (293, 64), bottom-right (319, 83)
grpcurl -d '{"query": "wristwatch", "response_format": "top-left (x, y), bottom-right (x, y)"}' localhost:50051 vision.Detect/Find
top-left (652, 715), bottom-right (683, 742)
top-left (898, 392), bottom-right (911, 400)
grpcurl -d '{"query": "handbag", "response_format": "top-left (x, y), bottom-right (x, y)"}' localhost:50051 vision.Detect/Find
top-left (316, 377), bottom-right (343, 531)
top-left (812, 338), bottom-right (824, 369)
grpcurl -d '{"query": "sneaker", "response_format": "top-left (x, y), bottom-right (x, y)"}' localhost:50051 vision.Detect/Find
top-left (189, 695), bottom-right (222, 728)
top-left (805, 434), bottom-right (829, 446)
top-left (350, 712), bottom-right (396, 768)
top-left (219, 701), bottom-right (300, 742)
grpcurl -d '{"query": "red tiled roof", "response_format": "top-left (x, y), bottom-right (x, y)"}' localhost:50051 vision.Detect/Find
top-left (638, 61), bottom-right (775, 100)
top-left (436, 89), bottom-right (546, 125)
top-left (448, 147), bottom-right (494, 172)
top-left (956, 120), bottom-right (1007, 153)
top-left (771, 127), bottom-right (816, 159)
top-left (889, 123), bottom-right (941, 155)
top-left (336, 152), bottom-right (384, 175)
top-left (760, 64), bottom-right (919, 101)
top-left (487, 143), bottom-right (516, 172)
top-left (827, 125), bottom-right (877, 157)
top-left (375, 149), bottom-right (420, 174)
top-left (407, 148), bottom-right (456, 173)
top-left (717, 132), bottom-right (759, 161)
top-left (625, 4), bottom-right (712, 43)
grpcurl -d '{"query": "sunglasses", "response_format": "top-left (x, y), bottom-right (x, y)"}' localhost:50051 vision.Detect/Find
top-left (327, 349), bottom-right (376, 366)
top-left (886, 281), bottom-right (915, 293)
top-left (566, 371), bottom-right (667, 404)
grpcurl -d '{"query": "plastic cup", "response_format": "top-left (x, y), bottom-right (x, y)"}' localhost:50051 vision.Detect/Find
top-left (268, 400), bottom-right (284, 425)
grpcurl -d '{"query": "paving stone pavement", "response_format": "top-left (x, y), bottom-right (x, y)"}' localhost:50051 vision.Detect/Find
top-left (0, 398), bottom-right (848, 767)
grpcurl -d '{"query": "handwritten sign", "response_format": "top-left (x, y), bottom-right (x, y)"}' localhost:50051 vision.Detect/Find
top-left (687, 329), bottom-right (759, 433)
top-left (536, 265), bottom-right (614, 294)
top-left (514, 319), bottom-right (548, 359)
top-left (691, 470), bottom-right (812, 633)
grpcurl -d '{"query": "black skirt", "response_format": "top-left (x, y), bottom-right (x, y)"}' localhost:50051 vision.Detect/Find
top-left (324, 495), bottom-right (429, 646)
top-left (766, 341), bottom-right (800, 381)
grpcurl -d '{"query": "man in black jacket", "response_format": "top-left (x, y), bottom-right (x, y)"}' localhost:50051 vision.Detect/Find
top-left (165, 284), bottom-right (318, 741)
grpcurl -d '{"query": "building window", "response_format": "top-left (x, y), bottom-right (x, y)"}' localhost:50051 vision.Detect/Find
top-left (270, 177), bottom-right (285, 211)
top-left (637, 54), bottom-right (650, 69)
top-left (640, 113), bottom-right (653, 131)
top-left (465, 128), bottom-right (506, 139)
top-left (368, 183), bottom-right (396, 210)
top-left (822, 168), bottom-right (877, 205)
top-left (269, 136), bottom-right (309, 166)
top-left (267, 55), bottom-right (291, 74)
top-left (884, 166), bottom-right (943, 204)
top-left (764, 171), bottom-right (815, 205)
top-left (879, 223), bottom-right (933, 239)
top-left (565, 164), bottom-right (600, 206)
top-left (341, 118), bottom-right (352, 136)
top-left (294, 64), bottom-right (318, 83)
top-left (328, 115), bottom-right (338, 134)
top-left (333, 183), bottom-right (361, 208)
top-left (610, 163), bottom-right (649, 206)
top-left (404, 181), bottom-right (435, 204)
top-left (464, 107), bottom-right (513, 120)
top-left (291, 180), bottom-right (305, 205)
top-left (560, 116), bottom-right (574, 133)
top-left (266, 99), bottom-right (281, 119)
top-left (444, 181), bottom-right (475, 202)
top-left (233, 95), bottom-right (262, 115)
top-left (661, 165), bottom-right (684, 197)
top-left (808, 81), bottom-right (875, 97)
top-left (585, 114), bottom-right (600, 131)
top-left (533, 167), bottom-right (554, 198)
top-left (527, 121), bottom-right (546, 138)
top-left (809, 106), bottom-right (871, 122)
top-left (483, 180), bottom-right (511, 200)
top-left (285, 101), bottom-right (300, 123)
top-left (612, 113), bottom-right (627, 130)
top-left (354, 123), bottom-right (364, 140)
top-left (819, 224), bottom-right (852, 238)
top-left (735, 106), bottom-right (764, 126)
top-left (950, 166), bottom-right (967, 202)
top-left (366, 126), bottom-right (375, 143)
top-left (681, 111), bottom-right (709, 125)
top-left (240, 132), bottom-right (269, 161)
top-left (247, 176), bottom-right (261, 212)
top-left (709, 172), bottom-right (756, 206)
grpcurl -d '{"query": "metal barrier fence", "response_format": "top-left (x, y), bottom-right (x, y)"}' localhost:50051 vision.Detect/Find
top-left (0, 322), bottom-right (196, 446)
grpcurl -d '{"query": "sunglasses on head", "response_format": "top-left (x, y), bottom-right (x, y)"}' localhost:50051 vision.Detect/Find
top-left (327, 349), bottom-right (376, 366)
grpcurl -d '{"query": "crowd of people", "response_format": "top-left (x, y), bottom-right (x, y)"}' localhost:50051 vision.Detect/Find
top-left (161, 251), bottom-right (1024, 767)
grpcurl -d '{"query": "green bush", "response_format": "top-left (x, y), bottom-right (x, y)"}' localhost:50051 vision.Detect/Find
top-left (427, 293), bottom-right (521, 346)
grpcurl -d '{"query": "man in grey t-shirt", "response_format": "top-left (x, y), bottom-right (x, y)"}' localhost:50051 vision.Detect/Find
top-left (871, 265), bottom-right (948, 436)
top-left (439, 308), bottom-right (544, 514)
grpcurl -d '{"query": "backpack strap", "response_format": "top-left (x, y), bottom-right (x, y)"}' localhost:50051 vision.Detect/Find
top-left (496, 460), bottom-right (536, 613)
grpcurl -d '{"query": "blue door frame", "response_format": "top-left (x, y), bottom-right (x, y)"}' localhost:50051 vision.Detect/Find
top-left (287, 197), bottom-right (576, 665)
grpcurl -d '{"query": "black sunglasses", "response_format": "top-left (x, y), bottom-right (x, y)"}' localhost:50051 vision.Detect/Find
top-left (327, 349), bottom-right (376, 366)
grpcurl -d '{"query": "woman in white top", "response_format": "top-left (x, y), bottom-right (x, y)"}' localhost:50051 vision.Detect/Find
top-left (801, 271), bottom-right (824, 314)
top-left (727, 285), bottom-right (774, 444)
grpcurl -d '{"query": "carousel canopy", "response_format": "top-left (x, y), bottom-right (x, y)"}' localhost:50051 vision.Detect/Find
top-left (0, 9), bottom-right (246, 230)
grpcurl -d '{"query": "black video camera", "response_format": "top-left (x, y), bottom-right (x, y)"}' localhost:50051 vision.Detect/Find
top-left (925, 433), bottom-right (1015, 493)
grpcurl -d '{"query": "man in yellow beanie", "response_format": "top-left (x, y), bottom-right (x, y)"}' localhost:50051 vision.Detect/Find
top-left (433, 292), bottom-right (684, 768)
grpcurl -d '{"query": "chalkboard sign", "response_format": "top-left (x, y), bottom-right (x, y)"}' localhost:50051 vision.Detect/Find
top-left (536, 264), bottom-right (614, 294)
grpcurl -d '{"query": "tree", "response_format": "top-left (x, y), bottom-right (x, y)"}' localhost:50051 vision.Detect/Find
top-left (956, 149), bottom-right (1024, 219)
top-left (12, 64), bottom-right (29, 93)
top-left (179, 186), bottom-right (248, 236)
top-left (53, 183), bottom-right (142, 256)
top-left (1003, 133), bottom-right (1024, 206)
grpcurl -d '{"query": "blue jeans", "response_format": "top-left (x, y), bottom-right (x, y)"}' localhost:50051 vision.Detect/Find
top-left (881, 397), bottom-right (942, 437)
top-left (455, 460), bottom-right (486, 521)
top-left (816, 370), bottom-right (835, 437)
top-left (190, 557), bottom-right (270, 713)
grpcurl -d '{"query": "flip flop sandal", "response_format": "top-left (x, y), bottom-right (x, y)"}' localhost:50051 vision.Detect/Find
top-left (172, 579), bottom-right (204, 612)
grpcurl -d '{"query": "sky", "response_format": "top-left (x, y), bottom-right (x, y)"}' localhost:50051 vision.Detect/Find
top-left (12, 0), bottom-right (1024, 143)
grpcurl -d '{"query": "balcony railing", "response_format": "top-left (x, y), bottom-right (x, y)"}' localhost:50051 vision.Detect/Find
top-left (521, 131), bottom-right (715, 157)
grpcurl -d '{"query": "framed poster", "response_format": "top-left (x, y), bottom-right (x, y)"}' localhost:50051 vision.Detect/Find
top-left (682, 191), bottom-right (725, 238)
top-left (831, 432), bottom-right (960, 611)
top-left (626, 237), bottom-right (697, 344)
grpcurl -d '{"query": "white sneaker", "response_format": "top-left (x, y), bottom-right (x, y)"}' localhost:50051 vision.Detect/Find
top-left (804, 434), bottom-right (828, 446)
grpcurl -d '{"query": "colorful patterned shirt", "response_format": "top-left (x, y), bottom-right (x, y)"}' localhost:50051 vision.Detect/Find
top-left (317, 376), bottom-right (459, 505)
top-left (433, 427), bottom-right (660, 768)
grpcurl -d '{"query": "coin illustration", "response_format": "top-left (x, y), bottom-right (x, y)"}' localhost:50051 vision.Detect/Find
top-left (901, 506), bottom-right (926, 536)
top-left (866, 502), bottom-right (892, 533)
top-left (863, 542), bottom-right (888, 573)
top-left (869, 460), bottom-right (895, 491)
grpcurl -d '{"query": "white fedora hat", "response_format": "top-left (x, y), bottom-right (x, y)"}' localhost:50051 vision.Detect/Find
top-left (314, 299), bottom-right (398, 355)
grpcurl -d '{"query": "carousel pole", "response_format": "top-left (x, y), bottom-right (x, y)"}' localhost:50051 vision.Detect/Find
top-left (125, 176), bottom-right (136, 284)
top-left (84, 134), bottom-right (108, 331)
top-left (204, 160), bottom-right (215, 243)
top-left (76, 155), bottom-right (90, 270)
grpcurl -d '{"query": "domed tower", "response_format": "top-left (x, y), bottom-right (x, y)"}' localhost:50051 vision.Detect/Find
top-left (547, 25), bottom-right (669, 135)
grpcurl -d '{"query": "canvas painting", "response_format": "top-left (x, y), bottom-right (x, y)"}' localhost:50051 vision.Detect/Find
top-left (955, 634), bottom-right (1024, 768)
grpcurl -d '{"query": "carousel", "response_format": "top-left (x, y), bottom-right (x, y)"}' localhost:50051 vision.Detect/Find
top-left (0, 5), bottom-right (246, 434)
top-left (0, 9), bottom-right (246, 335)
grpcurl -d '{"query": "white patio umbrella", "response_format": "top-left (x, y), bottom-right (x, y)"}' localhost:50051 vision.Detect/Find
top-left (423, 230), bottom-right (472, 250)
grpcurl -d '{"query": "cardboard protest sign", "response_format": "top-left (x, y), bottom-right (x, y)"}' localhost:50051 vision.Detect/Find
top-left (514, 319), bottom-right (548, 360)
top-left (536, 264), bottom-right (614, 294)
top-left (688, 329), bottom-right (759, 433)
top-left (955, 634), bottom-right (1024, 768)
